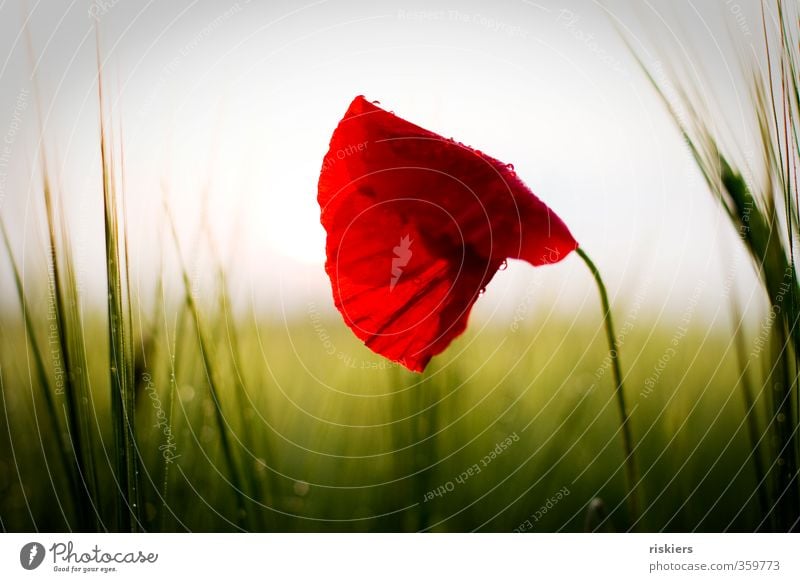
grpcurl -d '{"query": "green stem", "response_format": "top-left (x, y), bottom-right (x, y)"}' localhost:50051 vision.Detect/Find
top-left (576, 247), bottom-right (641, 528)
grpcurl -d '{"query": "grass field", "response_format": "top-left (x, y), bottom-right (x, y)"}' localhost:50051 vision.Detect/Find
top-left (0, 300), bottom-right (777, 532)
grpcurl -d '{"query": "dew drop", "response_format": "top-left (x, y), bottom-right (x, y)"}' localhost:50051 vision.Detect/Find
top-left (294, 481), bottom-right (310, 497)
top-left (506, 163), bottom-right (515, 171)
top-left (498, 260), bottom-right (508, 271)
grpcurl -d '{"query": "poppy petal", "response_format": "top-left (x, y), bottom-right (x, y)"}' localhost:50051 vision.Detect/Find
top-left (324, 187), bottom-right (502, 372)
top-left (318, 96), bottom-right (578, 371)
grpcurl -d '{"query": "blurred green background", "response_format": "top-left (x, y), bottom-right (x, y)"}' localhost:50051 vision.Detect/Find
top-left (0, 306), bottom-right (768, 532)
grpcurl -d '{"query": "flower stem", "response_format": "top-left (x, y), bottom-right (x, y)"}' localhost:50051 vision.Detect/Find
top-left (576, 247), bottom-right (641, 528)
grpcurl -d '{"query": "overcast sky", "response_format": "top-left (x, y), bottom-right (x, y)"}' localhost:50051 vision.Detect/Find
top-left (0, 0), bottom-right (776, 330)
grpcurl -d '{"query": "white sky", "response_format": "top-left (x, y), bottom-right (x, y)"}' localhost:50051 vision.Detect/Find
top-left (0, 0), bottom-right (775, 327)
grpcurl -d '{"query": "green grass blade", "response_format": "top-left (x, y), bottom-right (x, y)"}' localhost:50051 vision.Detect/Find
top-left (0, 219), bottom-right (84, 525)
top-left (96, 54), bottom-right (140, 532)
top-left (166, 207), bottom-right (250, 530)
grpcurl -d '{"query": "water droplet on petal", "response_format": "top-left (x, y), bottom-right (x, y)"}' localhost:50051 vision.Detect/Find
top-left (499, 260), bottom-right (508, 271)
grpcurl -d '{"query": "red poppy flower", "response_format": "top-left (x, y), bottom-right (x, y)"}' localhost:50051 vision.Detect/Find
top-left (318, 96), bottom-right (577, 372)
